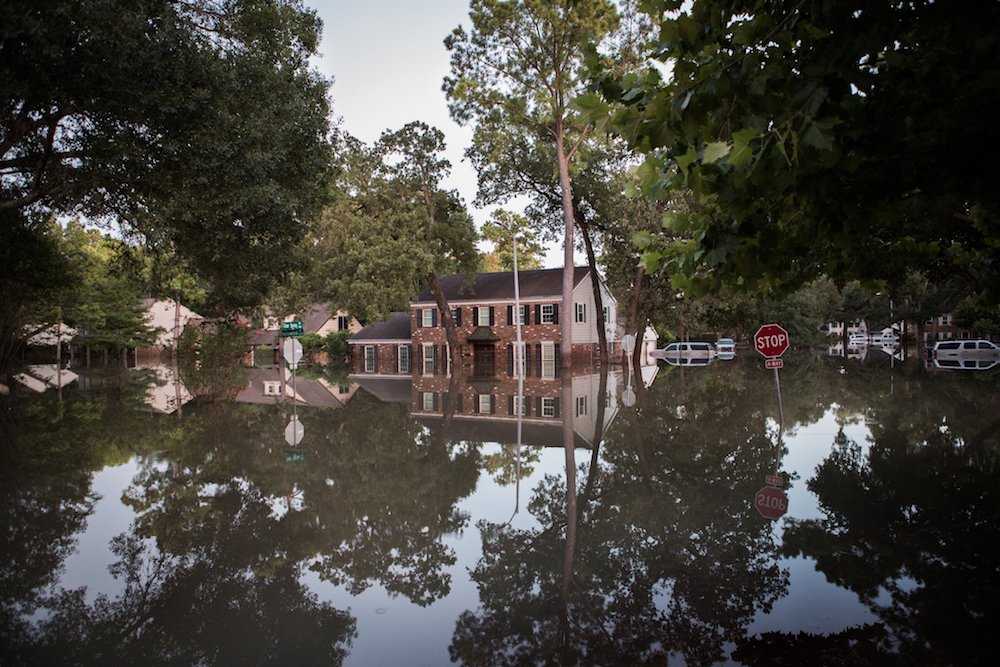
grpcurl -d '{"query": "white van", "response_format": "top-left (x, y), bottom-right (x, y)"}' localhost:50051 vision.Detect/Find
top-left (652, 342), bottom-right (715, 366)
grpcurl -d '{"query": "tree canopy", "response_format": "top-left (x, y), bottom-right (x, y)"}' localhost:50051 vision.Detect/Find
top-left (1, 0), bottom-right (334, 310)
top-left (589, 0), bottom-right (1000, 308)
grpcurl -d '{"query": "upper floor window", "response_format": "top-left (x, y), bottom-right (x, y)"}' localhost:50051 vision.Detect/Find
top-left (540, 304), bottom-right (556, 324)
top-left (421, 309), bottom-right (435, 328)
top-left (541, 341), bottom-right (556, 378)
top-left (337, 315), bottom-right (349, 330)
top-left (364, 345), bottom-right (376, 373)
top-left (576, 395), bottom-right (588, 417)
top-left (475, 306), bottom-right (493, 326)
top-left (575, 303), bottom-right (586, 323)
top-left (263, 381), bottom-right (281, 396)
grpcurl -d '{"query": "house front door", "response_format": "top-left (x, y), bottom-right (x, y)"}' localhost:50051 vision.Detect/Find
top-left (472, 344), bottom-right (496, 377)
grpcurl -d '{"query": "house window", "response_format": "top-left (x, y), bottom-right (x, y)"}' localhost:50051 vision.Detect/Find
top-left (264, 316), bottom-right (280, 330)
top-left (364, 345), bottom-right (376, 373)
top-left (477, 394), bottom-right (493, 414)
top-left (540, 304), bottom-right (556, 324)
top-left (422, 392), bottom-right (437, 411)
top-left (475, 306), bottom-right (492, 326)
top-left (603, 306), bottom-right (610, 324)
top-left (337, 315), bottom-right (349, 331)
top-left (421, 309), bottom-right (435, 328)
top-left (422, 343), bottom-right (436, 375)
top-left (263, 381), bottom-right (281, 396)
top-left (575, 303), bottom-right (586, 323)
top-left (512, 341), bottom-right (527, 378)
top-left (512, 396), bottom-right (528, 416)
top-left (541, 397), bottom-right (557, 417)
top-left (576, 395), bottom-right (588, 417)
top-left (514, 305), bottom-right (527, 324)
top-left (398, 345), bottom-right (410, 373)
top-left (451, 307), bottom-right (461, 325)
top-left (940, 314), bottom-right (951, 326)
top-left (338, 385), bottom-right (350, 395)
top-left (541, 342), bottom-right (556, 378)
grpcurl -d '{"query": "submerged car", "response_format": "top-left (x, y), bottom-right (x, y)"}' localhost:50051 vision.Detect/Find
top-left (932, 340), bottom-right (1000, 370)
top-left (652, 341), bottom-right (716, 366)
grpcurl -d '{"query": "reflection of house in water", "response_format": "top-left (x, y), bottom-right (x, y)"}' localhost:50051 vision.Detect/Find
top-left (133, 361), bottom-right (193, 414)
top-left (235, 367), bottom-right (357, 408)
top-left (13, 364), bottom-right (79, 393)
top-left (354, 369), bottom-right (622, 449)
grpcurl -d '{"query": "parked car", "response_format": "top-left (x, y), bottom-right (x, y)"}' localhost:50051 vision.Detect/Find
top-left (870, 332), bottom-right (900, 345)
top-left (652, 341), bottom-right (715, 366)
top-left (716, 338), bottom-right (736, 360)
top-left (932, 339), bottom-right (1000, 362)
top-left (848, 333), bottom-right (868, 346)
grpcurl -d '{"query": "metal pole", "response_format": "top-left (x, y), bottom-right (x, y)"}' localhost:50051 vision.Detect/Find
top-left (772, 366), bottom-right (784, 474)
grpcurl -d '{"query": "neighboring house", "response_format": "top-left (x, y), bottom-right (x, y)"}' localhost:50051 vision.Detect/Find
top-left (142, 298), bottom-right (202, 349)
top-left (348, 312), bottom-right (412, 376)
top-left (249, 304), bottom-right (361, 366)
top-left (351, 267), bottom-right (618, 378)
top-left (921, 313), bottom-right (980, 343)
top-left (132, 360), bottom-right (192, 415)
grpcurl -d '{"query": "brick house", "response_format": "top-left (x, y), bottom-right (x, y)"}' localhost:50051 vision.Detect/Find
top-left (350, 267), bottom-right (618, 378)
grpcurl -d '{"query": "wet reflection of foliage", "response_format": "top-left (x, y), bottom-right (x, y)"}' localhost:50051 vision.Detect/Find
top-left (481, 444), bottom-right (542, 486)
top-left (15, 529), bottom-right (354, 665)
top-left (777, 374), bottom-right (1000, 664)
top-left (0, 374), bottom-right (168, 662)
top-left (123, 390), bottom-right (480, 607)
top-left (452, 361), bottom-right (790, 666)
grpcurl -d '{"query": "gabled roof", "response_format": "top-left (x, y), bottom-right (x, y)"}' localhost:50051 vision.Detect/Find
top-left (300, 304), bottom-right (334, 333)
top-left (350, 311), bottom-right (411, 342)
top-left (411, 267), bottom-right (591, 304)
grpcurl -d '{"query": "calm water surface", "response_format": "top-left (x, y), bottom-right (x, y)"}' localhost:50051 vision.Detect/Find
top-left (2, 353), bottom-right (998, 665)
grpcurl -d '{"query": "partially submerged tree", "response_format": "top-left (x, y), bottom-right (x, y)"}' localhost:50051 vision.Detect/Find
top-left (445, 0), bottom-right (619, 368)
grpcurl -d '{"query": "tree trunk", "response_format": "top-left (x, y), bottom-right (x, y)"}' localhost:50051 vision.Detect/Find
top-left (575, 209), bottom-right (608, 368)
top-left (427, 272), bottom-right (462, 373)
top-left (555, 125), bottom-right (575, 371)
top-left (172, 292), bottom-right (181, 363)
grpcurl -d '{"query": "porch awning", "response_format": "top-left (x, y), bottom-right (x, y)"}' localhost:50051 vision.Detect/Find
top-left (466, 326), bottom-right (500, 342)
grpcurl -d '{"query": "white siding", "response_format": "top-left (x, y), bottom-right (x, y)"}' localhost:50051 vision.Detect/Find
top-left (571, 275), bottom-right (617, 345)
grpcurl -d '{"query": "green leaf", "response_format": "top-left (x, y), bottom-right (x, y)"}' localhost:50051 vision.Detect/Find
top-left (674, 148), bottom-right (698, 177)
top-left (802, 123), bottom-right (834, 152)
top-left (702, 141), bottom-right (731, 164)
top-left (729, 128), bottom-right (756, 167)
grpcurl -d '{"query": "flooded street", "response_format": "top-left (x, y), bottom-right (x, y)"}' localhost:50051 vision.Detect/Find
top-left (2, 353), bottom-right (998, 665)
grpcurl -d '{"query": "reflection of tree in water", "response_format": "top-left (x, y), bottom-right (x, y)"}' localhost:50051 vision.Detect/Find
top-left (17, 529), bottom-right (355, 664)
top-left (123, 390), bottom-right (480, 607)
top-left (754, 374), bottom-right (1000, 665)
top-left (452, 360), bottom-right (789, 666)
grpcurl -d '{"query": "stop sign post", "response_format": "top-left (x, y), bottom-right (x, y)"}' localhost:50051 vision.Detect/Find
top-left (754, 324), bottom-right (789, 359)
top-left (754, 485), bottom-right (788, 520)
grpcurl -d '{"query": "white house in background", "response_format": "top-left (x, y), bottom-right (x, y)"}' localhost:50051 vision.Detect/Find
top-left (142, 298), bottom-right (203, 349)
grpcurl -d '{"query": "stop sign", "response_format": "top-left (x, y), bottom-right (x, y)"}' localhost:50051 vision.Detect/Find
top-left (754, 323), bottom-right (789, 358)
top-left (754, 486), bottom-right (788, 520)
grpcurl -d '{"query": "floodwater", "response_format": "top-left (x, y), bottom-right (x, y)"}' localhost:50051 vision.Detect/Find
top-left (2, 351), bottom-right (998, 665)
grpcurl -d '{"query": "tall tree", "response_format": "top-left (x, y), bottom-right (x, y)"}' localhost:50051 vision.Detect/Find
top-left (480, 210), bottom-right (545, 272)
top-left (305, 133), bottom-right (479, 326)
top-left (378, 122), bottom-right (466, 372)
top-left (1, 0), bottom-right (334, 310)
top-left (445, 0), bottom-right (619, 368)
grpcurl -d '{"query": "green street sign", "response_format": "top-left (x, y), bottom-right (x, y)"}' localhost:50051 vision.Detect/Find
top-left (281, 320), bottom-right (304, 337)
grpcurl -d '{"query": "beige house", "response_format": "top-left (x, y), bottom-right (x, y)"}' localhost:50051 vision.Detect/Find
top-left (142, 298), bottom-right (203, 349)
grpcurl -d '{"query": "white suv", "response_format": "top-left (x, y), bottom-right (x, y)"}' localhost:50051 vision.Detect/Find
top-left (932, 340), bottom-right (1000, 370)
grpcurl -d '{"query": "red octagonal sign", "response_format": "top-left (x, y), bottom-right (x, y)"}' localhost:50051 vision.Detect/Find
top-left (754, 323), bottom-right (790, 358)
top-left (754, 486), bottom-right (788, 520)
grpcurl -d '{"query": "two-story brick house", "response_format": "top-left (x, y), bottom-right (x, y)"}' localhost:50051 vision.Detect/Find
top-left (351, 267), bottom-right (617, 378)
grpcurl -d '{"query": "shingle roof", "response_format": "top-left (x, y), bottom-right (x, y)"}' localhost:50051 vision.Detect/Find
top-left (412, 267), bottom-right (591, 304)
top-left (350, 311), bottom-right (411, 342)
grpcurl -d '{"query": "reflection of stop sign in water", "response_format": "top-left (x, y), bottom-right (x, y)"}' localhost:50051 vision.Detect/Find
top-left (754, 323), bottom-right (789, 358)
top-left (754, 486), bottom-right (788, 520)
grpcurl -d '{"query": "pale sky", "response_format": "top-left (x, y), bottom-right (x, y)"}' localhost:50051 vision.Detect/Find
top-left (309, 0), bottom-right (567, 268)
